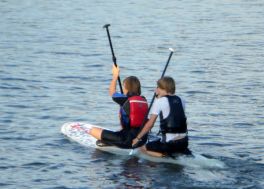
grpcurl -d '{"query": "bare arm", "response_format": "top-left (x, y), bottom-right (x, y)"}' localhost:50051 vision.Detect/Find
top-left (132, 114), bottom-right (158, 146)
top-left (109, 65), bottom-right (120, 96)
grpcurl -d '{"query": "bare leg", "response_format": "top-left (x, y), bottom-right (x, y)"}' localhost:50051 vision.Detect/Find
top-left (139, 145), bottom-right (164, 158)
top-left (88, 127), bottom-right (103, 140)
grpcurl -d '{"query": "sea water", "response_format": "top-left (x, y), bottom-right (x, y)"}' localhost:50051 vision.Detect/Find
top-left (0, 0), bottom-right (264, 188)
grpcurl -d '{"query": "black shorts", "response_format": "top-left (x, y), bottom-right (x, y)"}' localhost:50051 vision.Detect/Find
top-left (101, 128), bottom-right (147, 149)
top-left (146, 136), bottom-right (189, 154)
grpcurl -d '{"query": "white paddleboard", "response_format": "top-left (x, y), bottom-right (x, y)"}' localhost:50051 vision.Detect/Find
top-left (61, 122), bottom-right (132, 155)
top-left (61, 122), bottom-right (225, 168)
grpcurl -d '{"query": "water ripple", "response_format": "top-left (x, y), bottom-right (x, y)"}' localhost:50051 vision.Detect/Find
top-left (1, 0), bottom-right (264, 188)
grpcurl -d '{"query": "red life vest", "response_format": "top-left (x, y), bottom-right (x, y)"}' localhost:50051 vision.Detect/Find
top-left (127, 96), bottom-right (148, 128)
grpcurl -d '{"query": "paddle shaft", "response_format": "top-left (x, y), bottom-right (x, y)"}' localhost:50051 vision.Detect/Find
top-left (132, 49), bottom-right (174, 148)
top-left (103, 24), bottom-right (123, 94)
top-left (146, 50), bottom-right (174, 116)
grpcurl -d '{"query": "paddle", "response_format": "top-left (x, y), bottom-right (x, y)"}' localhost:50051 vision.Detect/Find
top-left (103, 24), bottom-right (123, 94)
top-left (130, 48), bottom-right (175, 155)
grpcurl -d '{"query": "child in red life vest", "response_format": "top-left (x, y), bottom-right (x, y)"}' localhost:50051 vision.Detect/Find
top-left (87, 65), bottom-right (148, 148)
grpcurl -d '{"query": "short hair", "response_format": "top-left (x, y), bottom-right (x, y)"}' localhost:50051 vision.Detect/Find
top-left (123, 76), bottom-right (141, 95)
top-left (157, 76), bottom-right (175, 94)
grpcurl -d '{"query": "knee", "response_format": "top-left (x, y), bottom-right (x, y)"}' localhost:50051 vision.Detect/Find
top-left (90, 127), bottom-right (103, 140)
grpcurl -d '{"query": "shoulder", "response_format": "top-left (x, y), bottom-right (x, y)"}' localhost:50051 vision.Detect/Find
top-left (175, 95), bottom-right (186, 104)
top-left (128, 95), bottom-right (147, 101)
top-left (174, 95), bottom-right (186, 110)
top-left (169, 95), bottom-right (185, 102)
top-left (112, 92), bottom-right (128, 105)
top-left (155, 96), bottom-right (169, 105)
top-left (112, 92), bottom-right (126, 98)
top-left (150, 97), bottom-right (169, 115)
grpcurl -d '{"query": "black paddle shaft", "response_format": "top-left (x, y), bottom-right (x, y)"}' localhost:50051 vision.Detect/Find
top-left (103, 24), bottom-right (123, 94)
top-left (133, 49), bottom-right (174, 148)
top-left (147, 49), bottom-right (174, 113)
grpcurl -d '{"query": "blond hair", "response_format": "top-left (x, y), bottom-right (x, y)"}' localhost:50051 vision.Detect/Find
top-left (157, 76), bottom-right (175, 94)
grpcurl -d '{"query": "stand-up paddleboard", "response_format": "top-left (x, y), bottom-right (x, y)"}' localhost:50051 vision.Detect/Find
top-left (61, 122), bottom-right (225, 169)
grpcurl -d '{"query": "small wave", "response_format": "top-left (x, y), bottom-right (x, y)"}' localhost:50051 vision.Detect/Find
top-left (198, 142), bottom-right (230, 147)
top-left (6, 104), bottom-right (30, 109)
top-left (0, 86), bottom-right (25, 90)
top-left (22, 162), bottom-right (48, 167)
top-left (233, 122), bottom-right (255, 128)
top-left (185, 90), bottom-right (212, 94)
top-left (0, 183), bottom-right (13, 187)
top-left (1, 77), bottom-right (40, 83)
top-left (57, 76), bottom-right (92, 80)
top-left (0, 165), bottom-right (16, 170)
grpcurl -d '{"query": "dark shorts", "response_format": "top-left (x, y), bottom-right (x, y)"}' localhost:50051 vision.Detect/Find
top-left (146, 136), bottom-right (189, 154)
top-left (101, 128), bottom-right (147, 149)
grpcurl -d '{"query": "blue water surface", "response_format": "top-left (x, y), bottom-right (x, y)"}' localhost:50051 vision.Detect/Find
top-left (1, 0), bottom-right (264, 188)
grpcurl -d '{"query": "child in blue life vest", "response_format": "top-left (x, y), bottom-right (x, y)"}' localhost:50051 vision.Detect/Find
top-left (87, 64), bottom-right (148, 148)
top-left (132, 76), bottom-right (189, 157)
